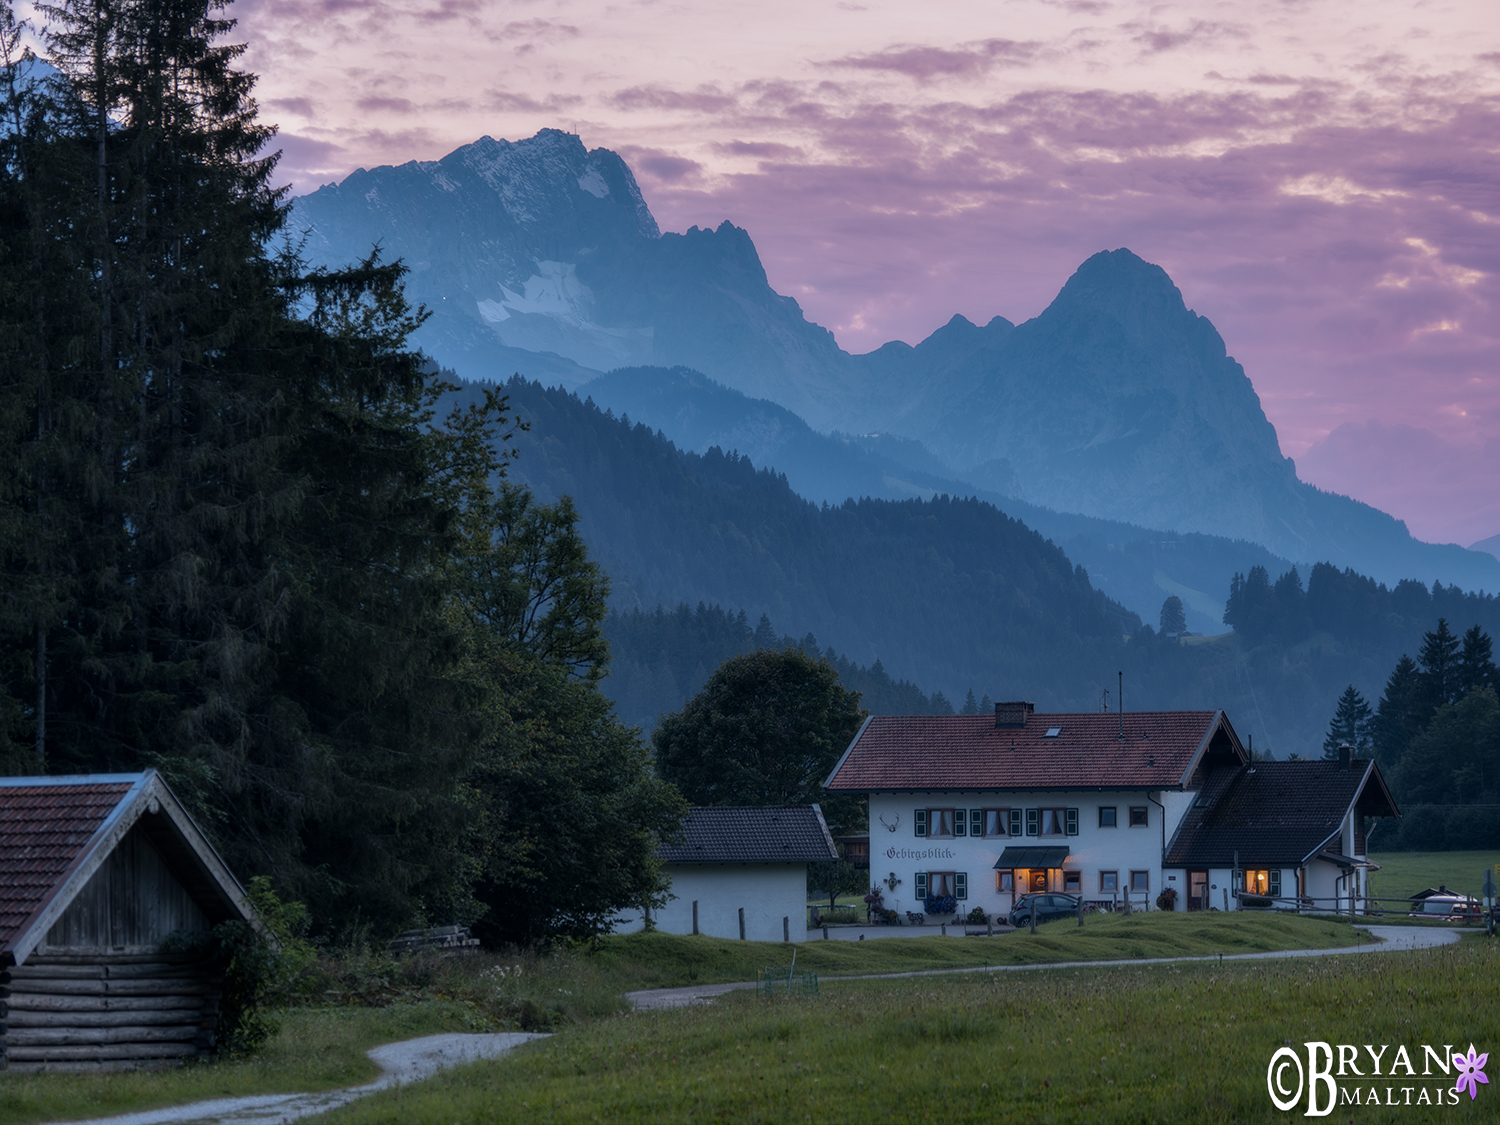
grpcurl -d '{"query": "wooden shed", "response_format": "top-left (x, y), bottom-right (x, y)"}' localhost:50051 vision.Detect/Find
top-left (0, 771), bottom-right (258, 1071)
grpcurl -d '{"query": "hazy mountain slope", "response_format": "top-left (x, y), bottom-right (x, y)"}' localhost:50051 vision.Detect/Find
top-left (453, 377), bottom-right (1140, 709)
top-left (296, 132), bottom-right (1500, 594)
top-left (582, 364), bottom-right (1291, 633)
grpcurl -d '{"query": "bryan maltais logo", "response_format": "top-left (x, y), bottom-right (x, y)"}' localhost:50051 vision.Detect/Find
top-left (1267, 1042), bottom-right (1488, 1115)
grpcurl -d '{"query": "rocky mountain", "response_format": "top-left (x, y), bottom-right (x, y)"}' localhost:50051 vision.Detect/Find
top-left (293, 131), bottom-right (1500, 595)
top-left (291, 130), bottom-right (851, 420)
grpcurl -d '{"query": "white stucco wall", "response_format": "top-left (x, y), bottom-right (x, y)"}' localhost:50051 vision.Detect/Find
top-left (614, 863), bottom-right (806, 941)
top-left (866, 790), bottom-right (1179, 916)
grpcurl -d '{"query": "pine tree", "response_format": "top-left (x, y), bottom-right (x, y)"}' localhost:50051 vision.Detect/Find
top-left (961, 689), bottom-right (979, 714)
top-left (1322, 685), bottom-right (1372, 758)
top-left (1418, 618), bottom-right (1462, 709)
top-left (1458, 625), bottom-right (1496, 698)
top-left (1373, 655), bottom-right (1424, 769)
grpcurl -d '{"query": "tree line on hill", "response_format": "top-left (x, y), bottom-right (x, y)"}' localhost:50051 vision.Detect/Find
top-left (0, 0), bottom-right (683, 946)
top-left (1319, 619), bottom-right (1497, 851)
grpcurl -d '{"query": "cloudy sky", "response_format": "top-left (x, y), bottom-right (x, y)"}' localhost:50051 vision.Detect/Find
top-left (81, 0), bottom-right (1500, 544)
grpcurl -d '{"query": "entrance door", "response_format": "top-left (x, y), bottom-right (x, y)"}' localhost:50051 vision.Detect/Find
top-left (1189, 870), bottom-right (1209, 911)
top-left (1030, 870), bottom-right (1047, 893)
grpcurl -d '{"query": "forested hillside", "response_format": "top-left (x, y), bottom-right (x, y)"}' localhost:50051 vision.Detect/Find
top-left (455, 377), bottom-right (1142, 713)
top-left (459, 378), bottom-right (1500, 764)
top-left (602, 603), bottom-right (954, 731)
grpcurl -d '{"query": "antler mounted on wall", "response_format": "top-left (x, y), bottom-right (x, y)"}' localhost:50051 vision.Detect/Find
top-left (878, 812), bottom-right (900, 833)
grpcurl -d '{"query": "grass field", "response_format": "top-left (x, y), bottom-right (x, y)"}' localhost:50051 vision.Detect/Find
top-left (0, 1000), bottom-right (491, 1125)
top-left (595, 911), bottom-right (1368, 991)
top-left (321, 936), bottom-right (1500, 1124)
top-left (0, 915), bottom-right (1401, 1125)
top-left (1368, 851), bottom-right (1499, 905)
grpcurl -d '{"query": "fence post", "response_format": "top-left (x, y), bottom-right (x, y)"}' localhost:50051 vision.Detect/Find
top-left (1030, 899), bottom-right (1037, 933)
top-left (1078, 897), bottom-right (1084, 928)
top-left (783, 916), bottom-right (789, 943)
top-left (692, 900), bottom-right (699, 935)
top-left (822, 925), bottom-right (828, 940)
top-left (1222, 887), bottom-right (1229, 912)
top-left (739, 907), bottom-right (746, 940)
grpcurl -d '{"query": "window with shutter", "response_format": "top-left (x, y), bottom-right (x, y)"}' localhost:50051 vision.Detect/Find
top-left (971, 809), bottom-right (984, 836)
top-left (1009, 809), bottom-right (1023, 837)
top-left (915, 872), bottom-right (928, 899)
top-left (915, 809), bottom-right (927, 837)
top-left (1065, 808), bottom-right (1079, 836)
top-left (1025, 808), bottom-right (1039, 836)
top-left (955, 873), bottom-right (967, 900)
top-left (954, 810), bottom-right (966, 837)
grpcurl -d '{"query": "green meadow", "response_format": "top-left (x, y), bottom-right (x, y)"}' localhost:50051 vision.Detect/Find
top-left (0, 914), bottom-right (1376, 1124)
top-left (325, 938), bottom-right (1500, 1125)
top-left (1367, 851), bottom-right (1499, 905)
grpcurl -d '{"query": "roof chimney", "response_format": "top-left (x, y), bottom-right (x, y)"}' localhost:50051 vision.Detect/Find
top-left (995, 701), bottom-right (1034, 729)
top-left (1337, 742), bottom-right (1352, 771)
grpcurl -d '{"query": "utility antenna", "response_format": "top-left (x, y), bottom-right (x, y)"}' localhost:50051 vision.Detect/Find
top-left (1117, 671), bottom-right (1124, 740)
top-left (1101, 689), bottom-right (1109, 713)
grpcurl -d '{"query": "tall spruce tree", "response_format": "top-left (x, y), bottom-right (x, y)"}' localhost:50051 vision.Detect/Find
top-left (1418, 618), bottom-right (1462, 711)
top-left (2, 0), bottom-right (513, 928)
top-left (1458, 625), bottom-right (1497, 699)
top-left (1374, 655), bottom-right (1424, 769)
top-left (1322, 685), bottom-right (1372, 758)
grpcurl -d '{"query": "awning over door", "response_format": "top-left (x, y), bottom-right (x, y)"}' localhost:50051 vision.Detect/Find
top-left (994, 846), bottom-right (1070, 869)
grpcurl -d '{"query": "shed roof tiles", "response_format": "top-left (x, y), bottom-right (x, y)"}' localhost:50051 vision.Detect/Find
top-left (0, 778), bottom-right (136, 953)
top-left (825, 711), bottom-right (1239, 792)
top-left (661, 806), bottom-right (838, 865)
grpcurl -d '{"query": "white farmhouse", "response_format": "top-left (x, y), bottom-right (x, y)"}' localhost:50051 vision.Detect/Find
top-left (614, 805), bottom-right (837, 941)
top-left (826, 702), bottom-right (1398, 918)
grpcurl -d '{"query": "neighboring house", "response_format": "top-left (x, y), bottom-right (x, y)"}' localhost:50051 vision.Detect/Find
top-left (825, 703), bottom-right (1398, 918)
top-left (0, 772), bottom-right (259, 1071)
top-left (615, 806), bottom-right (837, 941)
top-left (1164, 744), bottom-right (1399, 913)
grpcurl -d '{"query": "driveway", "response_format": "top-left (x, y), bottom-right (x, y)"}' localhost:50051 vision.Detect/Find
top-left (46, 1032), bottom-right (549, 1125)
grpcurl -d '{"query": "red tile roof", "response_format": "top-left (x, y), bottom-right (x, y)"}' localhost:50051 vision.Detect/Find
top-left (0, 780), bottom-right (135, 951)
top-left (826, 711), bottom-right (1238, 792)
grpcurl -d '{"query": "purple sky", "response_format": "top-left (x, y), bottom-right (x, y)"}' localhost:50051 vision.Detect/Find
top-left (58, 0), bottom-right (1500, 545)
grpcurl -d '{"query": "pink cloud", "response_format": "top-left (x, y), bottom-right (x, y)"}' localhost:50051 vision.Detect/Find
top-left (822, 39), bottom-right (1042, 81)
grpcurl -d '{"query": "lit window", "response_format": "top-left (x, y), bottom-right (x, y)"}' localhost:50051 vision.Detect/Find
top-left (1245, 870), bottom-right (1281, 897)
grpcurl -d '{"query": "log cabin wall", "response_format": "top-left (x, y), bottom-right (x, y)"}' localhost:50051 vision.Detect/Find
top-left (0, 952), bottom-right (222, 1072)
top-left (0, 826), bottom-right (222, 1072)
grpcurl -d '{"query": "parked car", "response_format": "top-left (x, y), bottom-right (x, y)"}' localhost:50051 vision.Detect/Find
top-left (1008, 893), bottom-right (1082, 927)
top-left (1408, 894), bottom-right (1482, 922)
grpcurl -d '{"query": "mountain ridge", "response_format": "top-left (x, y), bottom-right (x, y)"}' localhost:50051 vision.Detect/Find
top-left (292, 130), bottom-right (1500, 594)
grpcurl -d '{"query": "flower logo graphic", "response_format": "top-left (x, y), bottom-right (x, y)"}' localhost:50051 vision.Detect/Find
top-left (1454, 1045), bottom-right (1489, 1101)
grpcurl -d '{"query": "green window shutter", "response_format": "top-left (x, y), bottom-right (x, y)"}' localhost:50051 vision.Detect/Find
top-left (915, 809), bottom-right (927, 837)
top-left (1008, 809), bottom-right (1022, 837)
top-left (1026, 808), bottom-right (1039, 836)
top-left (971, 809), bottom-right (984, 836)
top-left (915, 873), bottom-right (928, 899)
top-left (954, 809), bottom-right (966, 837)
top-left (1066, 808), bottom-right (1079, 836)
top-left (1270, 870), bottom-right (1282, 897)
top-left (955, 873), bottom-right (968, 900)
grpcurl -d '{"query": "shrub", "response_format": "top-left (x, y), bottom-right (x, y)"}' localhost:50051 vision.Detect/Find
top-left (965, 906), bottom-right (988, 925)
top-left (1155, 886), bottom-right (1179, 912)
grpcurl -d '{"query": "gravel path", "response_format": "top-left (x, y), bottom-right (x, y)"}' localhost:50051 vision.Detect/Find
top-left (626, 924), bottom-right (1462, 1009)
top-left (46, 1032), bottom-right (549, 1125)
